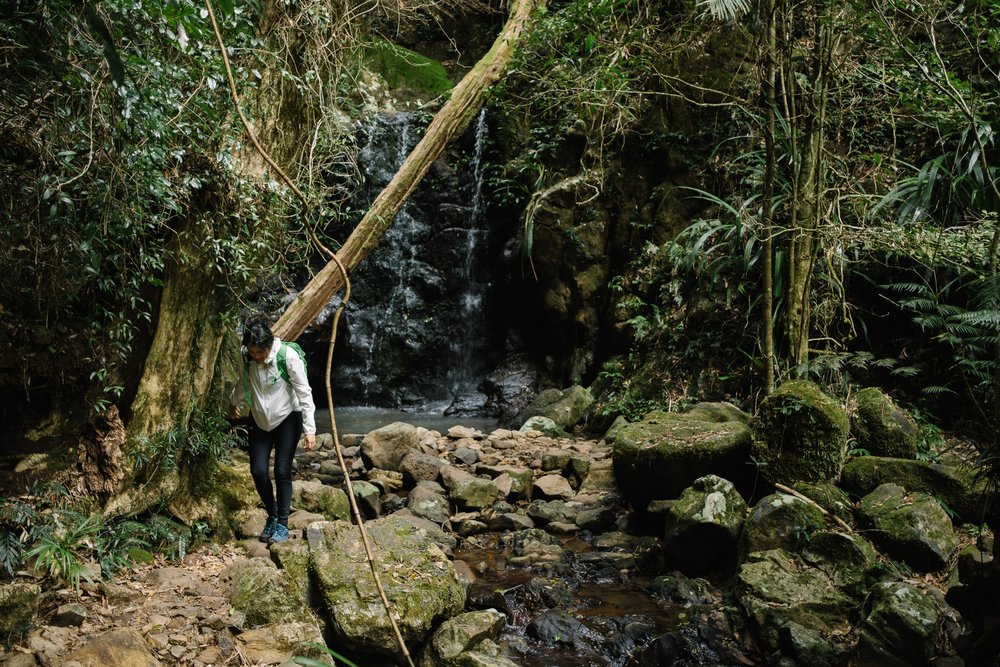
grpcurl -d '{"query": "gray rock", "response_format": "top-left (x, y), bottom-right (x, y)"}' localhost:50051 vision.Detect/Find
top-left (575, 507), bottom-right (615, 531)
top-left (664, 475), bottom-right (747, 574)
top-left (350, 480), bottom-right (382, 519)
top-left (519, 416), bottom-right (567, 438)
top-left (856, 482), bottom-right (958, 571)
top-left (450, 478), bottom-right (500, 510)
top-left (288, 509), bottom-right (326, 530)
top-left (741, 492), bottom-right (826, 557)
top-left (400, 451), bottom-right (446, 487)
top-left (361, 421), bottom-right (421, 471)
top-left (235, 621), bottom-right (330, 665)
top-left (63, 628), bottom-right (163, 667)
top-left (454, 447), bottom-right (480, 465)
top-left (857, 581), bottom-right (945, 666)
top-left (517, 385), bottom-right (594, 430)
top-left (394, 511), bottom-right (458, 552)
top-left (406, 485), bottom-right (451, 524)
top-left (541, 450), bottom-right (572, 472)
top-left (51, 603), bottom-right (87, 627)
top-left (418, 609), bottom-right (507, 667)
top-left (487, 512), bottom-right (535, 531)
top-left (533, 474), bottom-right (575, 500)
top-left (366, 468), bottom-right (403, 494)
top-left (310, 515), bottom-right (467, 652)
top-left (291, 480), bottom-right (350, 521)
top-left (801, 531), bottom-right (879, 600)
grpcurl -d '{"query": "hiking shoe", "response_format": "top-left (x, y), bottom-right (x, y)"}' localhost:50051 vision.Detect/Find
top-left (259, 516), bottom-right (278, 542)
top-left (268, 523), bottom-right (289, 544)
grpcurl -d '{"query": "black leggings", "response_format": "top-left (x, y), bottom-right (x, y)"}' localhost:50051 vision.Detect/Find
top-left (248, 411), bottom-right (302, 526)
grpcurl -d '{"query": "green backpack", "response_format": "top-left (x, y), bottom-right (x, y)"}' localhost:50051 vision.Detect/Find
top-left (243, 341), bottom-right (307, 405)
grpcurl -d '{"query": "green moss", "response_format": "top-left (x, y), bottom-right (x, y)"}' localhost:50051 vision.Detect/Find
top-left (852, 388), bottom-right (919, 459)
top-left (364, 38), bottom-right (453, 96)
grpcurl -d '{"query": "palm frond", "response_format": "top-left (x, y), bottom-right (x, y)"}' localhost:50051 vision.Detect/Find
top-left (697, 0), bottom-right (753, 20)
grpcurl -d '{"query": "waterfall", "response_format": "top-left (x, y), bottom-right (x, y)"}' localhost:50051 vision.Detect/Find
top-left (330, 110), bottom-right (498, 411)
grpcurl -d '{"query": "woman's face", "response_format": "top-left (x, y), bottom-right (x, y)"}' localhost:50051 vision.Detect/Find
top-left (246, 344), bottom-right (268, 364)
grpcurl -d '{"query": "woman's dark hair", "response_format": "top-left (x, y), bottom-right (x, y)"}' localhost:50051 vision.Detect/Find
top-left (242, 314), bottom-right (275, 349)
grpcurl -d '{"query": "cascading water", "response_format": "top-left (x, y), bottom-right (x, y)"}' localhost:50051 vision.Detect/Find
top-left (329, 109), bottom-right (499, 411)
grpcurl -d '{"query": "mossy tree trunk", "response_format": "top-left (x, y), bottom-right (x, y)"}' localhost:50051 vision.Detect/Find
top-left (274, 0), bottom-right (547, 340)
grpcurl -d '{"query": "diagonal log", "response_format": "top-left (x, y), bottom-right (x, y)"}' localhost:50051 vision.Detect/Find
top-left (274, 0), bottom-right (546, 341)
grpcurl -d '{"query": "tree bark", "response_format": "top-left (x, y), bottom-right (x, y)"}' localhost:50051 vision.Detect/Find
top-left (274, 0), bottom-right (546, 341)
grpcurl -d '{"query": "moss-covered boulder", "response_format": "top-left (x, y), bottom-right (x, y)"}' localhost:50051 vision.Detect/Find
top-left (801, 531), bottom-right (880, 600)
top-left (857, 483), bottom-right (958, 572)
top-left (310, 516), bottom-right (467, 652)
top-left (418, 609), bottom-right (509, 667)
top-left (663, 475), bottom-right (747, 574)
top-left (517, 385), bottom-right (594, 431)
top-left (291, 479), bottom-right (351, 521)
top-left (740, 492), bottom-right (827, 558)
top-left (841, 456), bottom-right (985, 524)
top-left (750, 380), bottom-right (849, 485)
top-left (0, 582), bottom-right (40, 645)
top-left (791, 481), bottom-right (856, 528)
top-left (685, 401), bottom-right (750, 424)
top-left (736, 549), bottom-right (855, 657)
top-left (851, 388), bottom-right (920, 459)
top-left (223, 558), bottom-right (313, 627)
top-left (612, 411), bottom-right (751, 508)
top-left (857, 581), bottom-right (947, 667)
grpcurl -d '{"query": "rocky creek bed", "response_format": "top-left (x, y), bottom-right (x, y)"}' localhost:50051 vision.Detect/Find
top-left (3, 382), bottom-right (1000, 666)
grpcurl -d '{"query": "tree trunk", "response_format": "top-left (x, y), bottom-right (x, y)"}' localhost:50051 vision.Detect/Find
top-left (274, 0), bottom-right (547, 341)
top-left (760, 0), bottom-right (778, 393)
top-left (127, 218), bottom-right (228, 442)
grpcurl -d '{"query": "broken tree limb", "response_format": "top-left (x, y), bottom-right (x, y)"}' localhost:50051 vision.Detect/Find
top-left (274, 0), bottom-right (547, 341)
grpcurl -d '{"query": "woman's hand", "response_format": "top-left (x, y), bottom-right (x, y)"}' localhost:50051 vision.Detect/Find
top-left (303, 434), bottom-right (316, 450)
top-left (228, 404), bottom-right (242, 420)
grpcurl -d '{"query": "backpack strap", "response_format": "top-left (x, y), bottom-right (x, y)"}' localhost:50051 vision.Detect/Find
top-left (277, 343), bottom-right (289, 383)
top-left (242, 359), bottom-right (251, 406)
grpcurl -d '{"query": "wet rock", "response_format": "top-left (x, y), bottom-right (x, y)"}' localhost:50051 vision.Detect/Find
top-left (63, 628), bottom-right (162, 667)
top-left (533, 474), bottom-right (575, 500)
top-left (487, 512), bottom-right (535, 532)
top-left (527, 608), bottom-right (588, 645)
top-left (575, 506), bottom-right (616, 532)
top-left (852, 388), bottom-right (920, 459)
top-left (418, 608), bottom-right (507, 667)
top-left (291, 480), bottom-right (350, 521)
top-left (400, 451), bottom-right (446, 487)
top-left (311, 515), bottom-right (466, 652)
top-left (0, 582), bottom-right (40, 642)
top-left (235, 621), bottom-right (329, 665)
top-left (857, 581), bottom-right (949, 667)
top-left (361, 421), bottom-right (420, 471)
top-left (750, 380), bottom-right (849, 485)
top-left (612, 411), bottom-right (750, 508)
top-left (649, 571), bottom-right (715, 606)
top-left (526, 499), bottom-right (577, 525)
top-left (857, 482), bottom-right (958, 572)
top-left (740, 492), bottom-right (826, 558)
top-left (505, 528), bottom-right (568, 567)
top-left (664, 475), bottom-right (746, 574)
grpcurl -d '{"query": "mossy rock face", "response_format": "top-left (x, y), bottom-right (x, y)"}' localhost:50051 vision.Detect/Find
top-left (751, 380), bottom-right (849, 485)
top-left (857, 581), bottom-right (943, 667)
top-left (664, 475), bottom-right (747, 574)
top-left (418, 609), bottom-right (508, 667)
top-left (736, 549), bottom-right (854, 654)
top-left (311, 515), bottom-right (466, 652)
top-left (841, 456), bottom-right (985, 525)
top-left (801, 531), bottom-right (879, 600)
top-left (612, 412), bottom-right (751, 508)
top-left (0, 582), bottom-right (40, 645)
top-left (791, 481), bottom-right (855, 527)
top-left (224, 558), bottom-right (312, 628)
top-left (851, 388), bottom-right (920, 459)
top-left (685, 401), bottom-right (751, 424)
top-left (740, 493), bottom-right (827, 558)
top-left (518, 385), bottom-right (594, 431)
top-left (364, 38), bottom-right (453, 96)
top-left (857, 483), bottom-right (958, 572)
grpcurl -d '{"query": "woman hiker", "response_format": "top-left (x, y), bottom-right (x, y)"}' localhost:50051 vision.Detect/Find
top-left (229, 314), bottom-right (316, 544)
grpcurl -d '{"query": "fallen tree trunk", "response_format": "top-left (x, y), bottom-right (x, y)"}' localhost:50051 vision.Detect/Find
top-left (274, 0), bottom-right (545, 340)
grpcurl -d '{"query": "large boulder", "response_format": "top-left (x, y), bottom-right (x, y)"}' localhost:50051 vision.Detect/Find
top-left (517, 385), bottom-right (594, 431)
top-left (801, 531), bottom-right (880, 600)
top-left (418, 609), bottom-right (509, 667)
top-left (857, 581), bottom-right (949, 666)
top-left (685, 401), bottom-right (750, 424)
top-left (62, 628), bottom-right (162, 667)
top-left (851, 388), bottom-right (920, 459)
top-left (292, 480), bottom-right (350, 520)
top-left (736, 549), bottom-right (855, 659)
top-left (856, 482), bottom-right (958, 572)
top-left (235, 621), bottom-right (331, 665)
top-left (361, 421), bottom-right (421, 471)
top-left (612, 411), bottom-right (751, 508)
top-left (310, 516), bottom-right (467, 652)
top-left (224, 558), bottom-right (313, 627)
top-left (740, 492), bottom-right (827, 558)
top-left (841, 456), bottom-right (986, 524)
top-left (750, 380), bottom-right (849, 485)
top-left (663, 475), bottom-right (747, 574)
